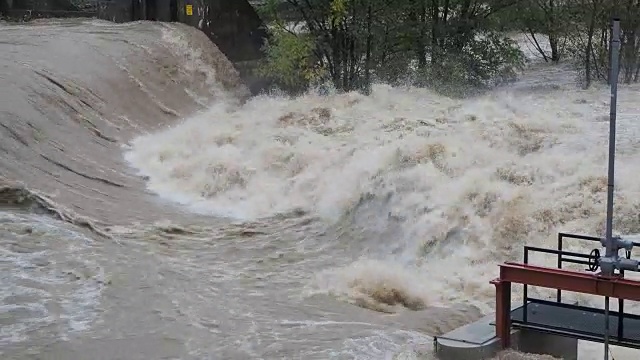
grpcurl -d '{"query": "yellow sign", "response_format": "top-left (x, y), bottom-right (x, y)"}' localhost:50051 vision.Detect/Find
top-left (185, 4), bottom-right (193, 16)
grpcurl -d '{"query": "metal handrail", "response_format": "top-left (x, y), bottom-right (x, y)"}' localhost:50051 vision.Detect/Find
top-left (520, 232), bottom-right (640, 339)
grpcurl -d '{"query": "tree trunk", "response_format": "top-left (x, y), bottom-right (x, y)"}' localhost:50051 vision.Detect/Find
top-left (364, 3), bottom-right (372, 94)
top-left (584, 1), bottom-right (597, 88)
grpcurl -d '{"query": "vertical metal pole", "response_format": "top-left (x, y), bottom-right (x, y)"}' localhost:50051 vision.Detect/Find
top-left (605, 17), bottom-right (620, 262)
top-left (618, 294), bottom-right (624, 339)
top-left (604, 17), bottom-right (621, 360)
top-left (523, 249), bottom-right (528, 323)
top-left (557, 234), bottom-right (563, 302)
top-left (605, 296), bottom-right (610, 360)
top-left (493, 280), bottom-right (512, 349)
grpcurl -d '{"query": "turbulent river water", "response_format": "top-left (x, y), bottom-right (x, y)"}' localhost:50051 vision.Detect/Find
top-left (2, 18), bottom-right (640, 360)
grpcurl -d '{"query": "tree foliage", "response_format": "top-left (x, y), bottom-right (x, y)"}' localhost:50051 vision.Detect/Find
top-left (255, 0), bottom-right (640, 95)
top-left (500, 0), bottom-right (640, 87)
top-left (257, 27), bottom-right (322, 95)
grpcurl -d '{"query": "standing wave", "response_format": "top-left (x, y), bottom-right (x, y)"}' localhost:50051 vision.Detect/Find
top-left (125, 72), bottom-right (640, 315)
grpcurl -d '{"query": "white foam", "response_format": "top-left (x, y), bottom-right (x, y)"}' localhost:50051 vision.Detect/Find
top-left (125, 73), bottom-right (640, 310)
top-left (124, 45), bottom-right (640, 358)
top-left (0, 214), bottom-right (106, 349)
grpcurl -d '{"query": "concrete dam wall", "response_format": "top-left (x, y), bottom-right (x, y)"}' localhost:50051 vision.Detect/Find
top-left (0, 0), bottom-right (270, 94)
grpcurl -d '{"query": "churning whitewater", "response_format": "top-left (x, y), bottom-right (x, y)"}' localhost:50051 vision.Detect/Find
top-left (2, 18), bottom-right (640, 360)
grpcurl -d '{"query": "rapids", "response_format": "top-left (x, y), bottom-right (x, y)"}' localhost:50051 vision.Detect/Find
top-left (1, 18), bottom-right (640, 359)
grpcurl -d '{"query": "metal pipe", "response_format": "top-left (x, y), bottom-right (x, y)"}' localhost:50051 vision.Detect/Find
top-left (618, 296), bottom-right (624, 339)
top-left (620, 254), bottom-right (630, 339)
top-left (524, 246), bottom-right (595, 258)
top-left (524, 248), bottom-right (528, 322)
top-left (604, 17), bottom-right (621, 360)
top-left (557, 233), bottom-right (563, 302)
top-left (605, 296), bottom-right (610, 360)
top-left (604, 18), bottom-right (621, 264)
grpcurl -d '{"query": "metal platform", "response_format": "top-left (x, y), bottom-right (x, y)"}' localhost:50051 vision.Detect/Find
top-left (490, 231), bottom-right (640, 353)
top-left (511, 299), bottom-right (640, 349)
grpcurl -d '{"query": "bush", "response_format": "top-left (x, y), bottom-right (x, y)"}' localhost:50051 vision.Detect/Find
top-left (256, 27), bottom-right (325, 95)
top-left (418, 33), bottom-right (526, 97)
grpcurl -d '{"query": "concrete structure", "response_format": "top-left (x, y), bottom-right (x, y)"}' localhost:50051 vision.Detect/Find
top-left (518, 330), bottom-right (578, 359)
top-left (175, 0), bottom-right (269, 93)
top-left (94, 0), bottom-right (269, 93)
top-left (435, 313), bottom-right (578, 360)
top-left (0, 0), bottom-right (269, 94)
top-left (435, 313), bottom-right (509, 360)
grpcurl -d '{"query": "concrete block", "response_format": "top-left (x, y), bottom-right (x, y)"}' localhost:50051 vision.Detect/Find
top-left (435, 314), bottom-right (578, 360)
top-left (435, 313), bottom-right (514, 360)
top-left (517, 330), bottom-right (578, 360)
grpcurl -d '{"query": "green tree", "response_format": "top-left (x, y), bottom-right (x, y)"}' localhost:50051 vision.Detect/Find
top-left (257, 27), bottom-right (324, 95)
top-left (256, 0), bottom-right (527, 95)
top-left (512, 0), bottom-right (570, 62)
